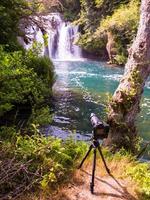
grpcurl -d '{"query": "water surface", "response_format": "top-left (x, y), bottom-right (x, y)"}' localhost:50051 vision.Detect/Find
top-left (51, 61), bottom-right (150, 140)
top-left (51, 61), bottom-right (150, 146)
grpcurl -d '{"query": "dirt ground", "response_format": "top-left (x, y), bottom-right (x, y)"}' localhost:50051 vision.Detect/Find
top-left (55, 168), bottom-right (137, 200)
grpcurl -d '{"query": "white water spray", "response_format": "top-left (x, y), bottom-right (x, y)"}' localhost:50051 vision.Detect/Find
top-left (20, 13), bottom-right (82, 61)
top-left (56, 22), bottom-right (81, 60)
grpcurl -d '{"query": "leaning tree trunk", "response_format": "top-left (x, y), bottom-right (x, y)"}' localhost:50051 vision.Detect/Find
top-left (105, 0), bottom-right (150, 152)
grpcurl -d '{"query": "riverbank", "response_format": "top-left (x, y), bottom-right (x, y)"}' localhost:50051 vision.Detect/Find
top-left (1, 133), bottom-right (147, 200)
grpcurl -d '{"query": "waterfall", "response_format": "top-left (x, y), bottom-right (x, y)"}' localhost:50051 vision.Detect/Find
top-left (56, 22), bottom-right (81, 60)
top-left (47, 13), bottom-right (82, 60)
top-left (19, 13), bottom-right (82, 61)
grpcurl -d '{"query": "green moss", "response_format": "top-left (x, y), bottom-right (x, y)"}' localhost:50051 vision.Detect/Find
top-left (109, 68), bottom-right (143, 118)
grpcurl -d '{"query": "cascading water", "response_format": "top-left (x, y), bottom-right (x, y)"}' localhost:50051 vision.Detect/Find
top-left (57, 22), bottom-right (81, 60)
top-left (19, 13), bottom-right (82, 60)
top-left (48, 14), bottom-right (82, 60)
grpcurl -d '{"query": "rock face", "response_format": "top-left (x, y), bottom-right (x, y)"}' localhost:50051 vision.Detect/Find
top-left (18, 13), bottom-right (82, 60)
top-left (106, 31), bottom-right (117, 64)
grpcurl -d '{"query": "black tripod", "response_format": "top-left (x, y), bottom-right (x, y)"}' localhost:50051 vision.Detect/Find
top-left (78, 138), bottom-right (110, 194)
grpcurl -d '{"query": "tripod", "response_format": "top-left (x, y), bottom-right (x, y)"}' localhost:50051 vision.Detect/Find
top-left (78, 138), bottom-right (110, 194)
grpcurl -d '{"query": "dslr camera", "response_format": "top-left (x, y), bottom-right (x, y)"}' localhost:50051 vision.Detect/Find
top-left (90, 113), bottom-right (109, 140)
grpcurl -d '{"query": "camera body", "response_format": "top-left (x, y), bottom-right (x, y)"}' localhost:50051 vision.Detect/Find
top-left (90, 113), bottom-right (109, 140)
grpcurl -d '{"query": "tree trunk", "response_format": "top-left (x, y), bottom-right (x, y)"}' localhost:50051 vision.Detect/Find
top-left (106, 31), bottom-right (117, 64)
top-left (105, 0), bottom-right (150, 152)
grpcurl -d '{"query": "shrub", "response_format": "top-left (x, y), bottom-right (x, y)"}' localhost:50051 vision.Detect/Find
top-left (0, 0), bottom-right (30, 51)
top-left (0, 130), bottom-right (87, 199)
top-left (126, 163), bottom-right (150, 198)
top-left (0, 45), bottom-right (55, 127)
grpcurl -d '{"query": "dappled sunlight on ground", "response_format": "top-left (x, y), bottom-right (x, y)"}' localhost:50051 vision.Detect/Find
top-left (53, 158), bottom-right (138, 200)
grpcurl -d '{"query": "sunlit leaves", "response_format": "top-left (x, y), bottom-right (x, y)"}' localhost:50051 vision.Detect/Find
top-left (0, 45), bottom-right (54, 125)
top-left (126, 163), bottom-right (150, 196)
top-left (99, 0), bottom-right (140, 33)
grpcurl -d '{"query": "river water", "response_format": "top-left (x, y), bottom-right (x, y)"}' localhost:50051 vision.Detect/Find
top-left (20, 13), bottom-right (150, 158)
top-left (50, 60), bottom-right (150, 149)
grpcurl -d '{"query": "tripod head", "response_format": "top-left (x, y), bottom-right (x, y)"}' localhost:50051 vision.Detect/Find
top-left (90, 113), bottom-right (109, 140)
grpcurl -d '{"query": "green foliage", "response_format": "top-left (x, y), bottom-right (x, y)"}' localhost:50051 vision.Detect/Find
top-left (114, 53), bottom-right (127, 65)
top-left (94, 0), bottom-right (104, 8)
top-left (61, 0), bottom-right (80, 21)
top-left (43, 33), bottom-right (49, 47)
top-left (102, 147), bottom-right (134, 162)
top-left (0, 0), bottom-right (30, 51)
top-left (0, 130), bottom-right (88, 197)
top-left (0, 45), bottom-right (55, 126)
top-left (30, 106), bottom-right (53, 126)
top-left (103, 148), bottom-right (150, 199)
top-left (99, 0), bottom-right (139, 33)
top-left (78, 0), bottom-right (132, 32)
top-left (77, 0), bottom-right (140, 64)
top-left (126, 163), bottom-right (150, 198)
top-left (0, 0), bottom-right (55, 127)
top-left (0, 126), bottom-right (17, 140)
top-left (25, 43), bottom-right (55, 89)
top-left (77, 31), bottom-right (106, 54)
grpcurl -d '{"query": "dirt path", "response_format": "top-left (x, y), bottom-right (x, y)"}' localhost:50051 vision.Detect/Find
top-left (56, 168), bottom-right (137, 200)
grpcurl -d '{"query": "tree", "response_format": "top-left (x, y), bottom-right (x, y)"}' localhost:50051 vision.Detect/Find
top-left (0, 0), bottom-right (30, 50)
top-left (105, 0), bottom-right (150, 152)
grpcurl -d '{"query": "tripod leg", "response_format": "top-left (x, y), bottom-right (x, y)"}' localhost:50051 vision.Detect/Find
top-left (90, 148), bottom-right (96, 194)
top-left (78, 144), bottom-right (93, 169)
top-left (97, 146), bottom-right (110, 175)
